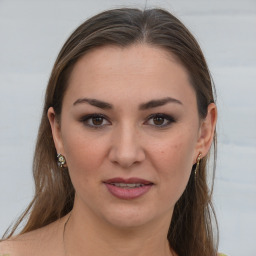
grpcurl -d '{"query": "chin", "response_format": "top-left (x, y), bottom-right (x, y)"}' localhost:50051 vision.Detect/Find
top-left (101, 205), bottom-right (161, 230)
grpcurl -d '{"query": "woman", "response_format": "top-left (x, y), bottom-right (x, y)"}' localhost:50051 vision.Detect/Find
top-left (0, 8), bottom-right (224, 256)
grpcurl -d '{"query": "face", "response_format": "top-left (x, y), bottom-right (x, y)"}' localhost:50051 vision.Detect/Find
top-left (49, 44), bottom-right (213, 229)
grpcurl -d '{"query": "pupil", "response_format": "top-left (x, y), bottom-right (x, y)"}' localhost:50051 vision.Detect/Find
top-left (92, 117), bottom-right (103, 125)
top-left (153, 117), bottom-right (164, 125)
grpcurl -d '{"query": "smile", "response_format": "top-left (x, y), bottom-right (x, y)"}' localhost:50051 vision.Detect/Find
top-left (103, 177), bottom-right (154, 200)
top-left (110, 183), bottom-right (146, 188)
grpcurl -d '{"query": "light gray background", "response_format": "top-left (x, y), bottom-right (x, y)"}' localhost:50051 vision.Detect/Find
top-left (0, 0), bottom-right (256, 255)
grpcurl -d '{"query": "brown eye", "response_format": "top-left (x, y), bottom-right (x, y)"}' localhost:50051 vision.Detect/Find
top-left (92, 116), bottom-right (104, 126)
top-left (153, 116), bottom-right (165, 126)
top-left (145, 113), bottom-right (176, 127)
top-left (81, 114), bottom-right (111, 128)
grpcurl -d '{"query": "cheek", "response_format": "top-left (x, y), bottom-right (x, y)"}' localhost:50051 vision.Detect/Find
top-left (61, 130), bottom-right (107, 187)
top-left (151, 132), bottom-right (195, 171)
top-left (149, 133), bottom-right (196, 200)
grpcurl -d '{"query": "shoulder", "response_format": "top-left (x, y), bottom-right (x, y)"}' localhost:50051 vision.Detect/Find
top-left (218, 253), bottom-right (228, 256)
top-left (0, 234), bottom-right (38, 256)
top-left (0, 216), bottom-right (67, 256)
top-left (0, 239), bottom-right (19, 256)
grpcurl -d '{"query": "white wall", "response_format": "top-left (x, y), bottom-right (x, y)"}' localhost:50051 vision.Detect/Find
top-left (0, 1), bottom-right (256, 255)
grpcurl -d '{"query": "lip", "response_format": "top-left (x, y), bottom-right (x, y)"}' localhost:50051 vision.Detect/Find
top-left (104, 177), bottom-right (153, 184)
top-left (103, 177), bottom-right (154, 200)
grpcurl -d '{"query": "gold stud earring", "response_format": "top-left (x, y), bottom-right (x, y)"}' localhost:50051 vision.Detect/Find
top-left (57, 153), bottom-right (67, 168)
top-left (195, 152), bottom-right (202, 177)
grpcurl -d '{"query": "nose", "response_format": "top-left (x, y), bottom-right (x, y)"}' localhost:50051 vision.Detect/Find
top-left (108, 124), bottom-right (146, 168)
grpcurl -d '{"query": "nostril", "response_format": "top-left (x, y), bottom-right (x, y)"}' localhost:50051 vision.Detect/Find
top-left (108, 148), bottom-right (145, 168)
top-left (108, 132), bottom-right (146, 167)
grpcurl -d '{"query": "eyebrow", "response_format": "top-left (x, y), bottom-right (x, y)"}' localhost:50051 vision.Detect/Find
top-left (73, 98), bottom-right (113, 109)
top-left (139, 97), bottom-right (183, 110)
top-left (73, 97), bottom-right (182, 110)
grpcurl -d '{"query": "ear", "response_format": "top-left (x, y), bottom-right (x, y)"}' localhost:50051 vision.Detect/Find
top-left (195, 103), bottom-right (217, 160)
top-left (47, 107), bottom-right (65, 155)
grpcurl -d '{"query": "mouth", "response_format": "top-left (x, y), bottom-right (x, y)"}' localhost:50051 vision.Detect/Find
top-left (103, 177), bottom-right (154, 200)
top-left (108, 183), bottom-right (148, 188)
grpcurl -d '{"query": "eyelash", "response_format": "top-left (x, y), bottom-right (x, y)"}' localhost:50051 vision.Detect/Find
top-left (80, 114), bottom-right (110, 129)
top-left (145, 113), bottom-right (176, 127)
top-left (80, 113), bottom-right (176, 129)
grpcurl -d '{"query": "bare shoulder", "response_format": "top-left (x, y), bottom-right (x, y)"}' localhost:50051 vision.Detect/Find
top-left (0, 239), bottom-right (19, 256)
top-left (0, 231), bottom-right (44, 256)
top-left (0, 216), bottom-right (67, 256)
top-left (0, 232), bottom-right (42, 256)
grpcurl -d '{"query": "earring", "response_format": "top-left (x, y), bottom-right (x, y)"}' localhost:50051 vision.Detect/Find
top-left (195, 152), bottom-right (202, 177)
top-left (57, 153), bottom-right (66, 168)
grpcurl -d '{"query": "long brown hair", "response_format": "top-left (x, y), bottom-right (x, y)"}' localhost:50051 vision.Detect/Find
top-left (2, 8), bottom-right (218, 256)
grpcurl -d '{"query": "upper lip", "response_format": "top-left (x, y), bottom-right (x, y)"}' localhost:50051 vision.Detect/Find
top-left (103, 177), bottom-right (153, 185)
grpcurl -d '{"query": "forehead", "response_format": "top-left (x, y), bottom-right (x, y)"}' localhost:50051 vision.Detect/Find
top-left (65, 44), bottom-right (196, 107)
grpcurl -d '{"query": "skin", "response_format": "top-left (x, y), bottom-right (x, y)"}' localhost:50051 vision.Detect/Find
top-left (0, 44), bottom-right (217, 256)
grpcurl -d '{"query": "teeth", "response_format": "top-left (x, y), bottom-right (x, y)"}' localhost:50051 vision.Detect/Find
top-left (111, 183), bottom-right (144, 188)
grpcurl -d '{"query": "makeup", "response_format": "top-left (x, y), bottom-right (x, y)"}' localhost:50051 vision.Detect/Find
top-left (104, 177), bottom-right (153, 200)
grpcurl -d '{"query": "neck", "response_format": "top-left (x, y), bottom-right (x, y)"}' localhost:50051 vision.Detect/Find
top-left (64, 200), bottom-right (174, 256)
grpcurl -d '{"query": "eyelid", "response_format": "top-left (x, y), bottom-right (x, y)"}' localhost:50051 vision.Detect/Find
top-left (144, 113), bottom-right (176, 127)
top-left (80, 113), bottom-right (111, 129)
top-left (79, 113), bottom-right (176, 129)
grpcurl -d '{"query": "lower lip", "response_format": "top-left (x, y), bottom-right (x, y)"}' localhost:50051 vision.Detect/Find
top-left (104, 183), bottom-right (153, 200)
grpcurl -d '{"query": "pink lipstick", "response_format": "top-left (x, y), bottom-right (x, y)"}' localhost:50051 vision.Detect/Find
top-left (103, 177), bottom-right (153, 200)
